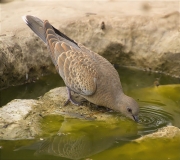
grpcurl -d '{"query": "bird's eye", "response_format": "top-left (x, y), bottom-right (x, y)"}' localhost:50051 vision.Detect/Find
top-left (127, 108), bottom-right (132, 113)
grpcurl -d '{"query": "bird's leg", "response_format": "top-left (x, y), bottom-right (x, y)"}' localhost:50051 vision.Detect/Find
top-left (64, 98), bottom-right (70, 106)
top-left (64, 87), bottom-right (81, 106)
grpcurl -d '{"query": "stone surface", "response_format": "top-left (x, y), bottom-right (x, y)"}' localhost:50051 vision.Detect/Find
top-left (135, 126), bottom-right (180, 142)
top-left (0, 87), bottom-right (180, 141)
top-left (0, 0), bottom-right (180, 89)
top-left (0, 87), bottom-right (118, 140)
top-left (0, 99), bottom-right (35, 122)
top-left (0, 99), bottom-right (40, 140)
top-left (0, 34), bottom-right (54, 88)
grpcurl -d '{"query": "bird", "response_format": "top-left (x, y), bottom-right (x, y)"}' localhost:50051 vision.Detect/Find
top-left (22, 15), bottom-right (139, 122)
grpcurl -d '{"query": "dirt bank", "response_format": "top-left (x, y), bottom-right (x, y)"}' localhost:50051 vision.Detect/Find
top-left (0, 0), bottom-right (180, 89)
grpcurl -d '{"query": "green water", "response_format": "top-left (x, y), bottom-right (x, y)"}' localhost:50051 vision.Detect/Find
top-left (0, 67), bottom-right (180, 160)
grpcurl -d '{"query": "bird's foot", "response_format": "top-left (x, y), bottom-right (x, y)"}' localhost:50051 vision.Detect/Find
top-left (64, 98), bottom-right (82, 106)
top-left (64, 87), bottom-right (83, 106)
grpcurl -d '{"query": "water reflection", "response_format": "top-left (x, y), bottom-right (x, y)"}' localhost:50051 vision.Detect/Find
top-left (33, 133), bottom-right (114, 160)
top-left (16, 118), bottom-right (137, 160)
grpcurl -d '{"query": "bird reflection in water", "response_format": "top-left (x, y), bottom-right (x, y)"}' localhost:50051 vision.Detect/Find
top-left (16, 118), bottom-right (137, 160)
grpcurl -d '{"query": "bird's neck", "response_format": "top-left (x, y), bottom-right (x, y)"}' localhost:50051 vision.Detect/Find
top-left (111, 93), bottom-right (128, 111)
top-left (102, 91), bottom-right (122, 110)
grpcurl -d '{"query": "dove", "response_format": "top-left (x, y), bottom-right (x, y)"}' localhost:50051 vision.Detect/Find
top-left (22, 15), bottom-right (139, 121)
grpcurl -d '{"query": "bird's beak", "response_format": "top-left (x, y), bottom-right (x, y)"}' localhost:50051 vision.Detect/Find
top-left (132, 115), bottom-right (139, 122)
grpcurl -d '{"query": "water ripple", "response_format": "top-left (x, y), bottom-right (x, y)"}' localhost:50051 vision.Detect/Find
top-left (138, 106), bottom-right (173, 135)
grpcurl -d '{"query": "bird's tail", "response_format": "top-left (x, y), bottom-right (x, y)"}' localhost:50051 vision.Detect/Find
top-left (22, 15), bottom-right (79, 69)
top-left (22, 15), bottom-right (46, 43)
top-left (22, 15), bottom-right (59, 66)
top-left (22, 15), bottom-right (78, 46)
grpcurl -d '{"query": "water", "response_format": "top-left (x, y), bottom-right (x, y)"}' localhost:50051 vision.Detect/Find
top-left (0, 66), bottom-right (180, 160)
top-left (138, 106), bottom-right (173, 134)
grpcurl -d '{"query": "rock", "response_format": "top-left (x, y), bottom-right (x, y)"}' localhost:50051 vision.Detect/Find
top-left (0, 99), bottom-right (35, 122)
top-left (0, 99), bottom-right (40, 140)
top-left (0, 87), bottom-right (180, 141)
top-left (40, 87), bottom-right (116, 122)
top-left (0, 87), bottom-right (119, 140)
top-left (0, 0), bottom-right (180, 89)
top-left (135, 126), bottom-right (180, 142)
top-left (0, 35), bottom-right (55, 89)
top-left (62, 12), bottom-right (180, 78)
top-left (91, 126), bottom-right (180, 160)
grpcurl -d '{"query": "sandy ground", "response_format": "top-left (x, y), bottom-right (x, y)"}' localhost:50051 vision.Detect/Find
top-left (1, 0), bottom-right (179, 34)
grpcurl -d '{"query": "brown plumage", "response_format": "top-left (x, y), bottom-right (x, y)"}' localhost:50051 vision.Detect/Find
top-left (22, 15), bottom-right (139, 121)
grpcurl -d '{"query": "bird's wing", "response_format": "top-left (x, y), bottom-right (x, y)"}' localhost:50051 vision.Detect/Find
top-left (59, 51), bottom-right (97, 95)
top-left (23, 15), bottom-right (97, 95)
top-left (44, 20), bottom-right (97, 96)
top-left (77, 44), bottom-right (122, 89)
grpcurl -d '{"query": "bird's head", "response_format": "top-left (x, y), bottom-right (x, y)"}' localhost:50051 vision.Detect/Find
top-left (116, 94), bottom-right (139, 122)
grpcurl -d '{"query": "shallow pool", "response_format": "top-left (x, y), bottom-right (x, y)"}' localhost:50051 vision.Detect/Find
top-left (0, 66), bottom-right (180, 160)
